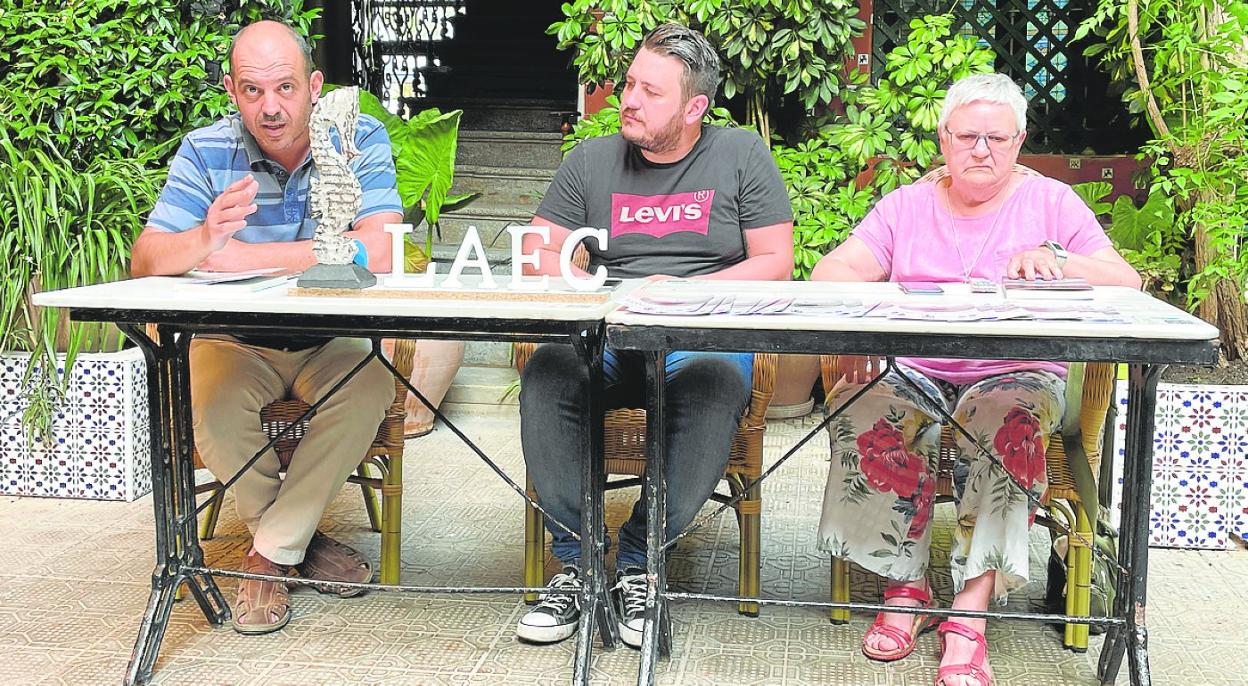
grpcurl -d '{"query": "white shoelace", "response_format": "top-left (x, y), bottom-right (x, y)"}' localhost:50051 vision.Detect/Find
top-left (614, 574), bottom-right (647, 617)
top-left (536, 571), bottom-right (580, 612)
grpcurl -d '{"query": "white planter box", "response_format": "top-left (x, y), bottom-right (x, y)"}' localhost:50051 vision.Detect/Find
top-left (1, 348), bottom-right (151, 502)
top-left (1110, 381), bottom-right (1248, 549)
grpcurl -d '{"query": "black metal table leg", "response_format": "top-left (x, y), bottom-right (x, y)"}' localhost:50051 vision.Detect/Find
top-left (167, 329), bottom-right (231, 622)
top-left (638, 349), bottom-right (672, 686)
top-left (572, 324), bottom-right (618, 684)
top-left (1099, 363), bottom-right (1163, 686)
top-left (122, 325), bottom-right (227, 685)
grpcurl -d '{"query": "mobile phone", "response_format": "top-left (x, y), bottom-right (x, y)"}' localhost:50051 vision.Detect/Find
top-left (898, 281), bottom-right (944, 294)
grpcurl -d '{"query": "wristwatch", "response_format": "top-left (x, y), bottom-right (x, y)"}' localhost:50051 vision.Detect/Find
top-left (1041, 240), bottom-right (1068, 268)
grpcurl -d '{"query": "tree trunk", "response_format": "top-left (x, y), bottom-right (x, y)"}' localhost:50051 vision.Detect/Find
top-left (1193, 221), bottom-right (1248, 360)
top-left (745, 88), bottom-right (770, 148)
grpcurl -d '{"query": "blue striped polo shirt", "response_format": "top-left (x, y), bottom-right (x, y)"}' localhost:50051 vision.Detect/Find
top-left (147, 113), bottom-right (402, 240)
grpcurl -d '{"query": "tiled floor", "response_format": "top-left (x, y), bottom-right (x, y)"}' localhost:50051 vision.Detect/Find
top-left (2, 409), bottom-right (1245, 685)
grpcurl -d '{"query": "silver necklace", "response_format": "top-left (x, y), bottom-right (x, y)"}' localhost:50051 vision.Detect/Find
top-left (941, 180), bottom-right (1008, 283)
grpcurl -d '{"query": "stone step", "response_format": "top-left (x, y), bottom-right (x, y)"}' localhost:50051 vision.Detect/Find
top-left (436, 201), bottom-right (533, 254)
top-left (447, 185), bottom-right (545, 216)
top-left (452, 164), bottom-right (555, 200)
top-left (462, 340), bottom-right (515, 368)
top-left (456, 130), bottom-right (564, 170)
top-left (442, 364), bottom-right (519, 407)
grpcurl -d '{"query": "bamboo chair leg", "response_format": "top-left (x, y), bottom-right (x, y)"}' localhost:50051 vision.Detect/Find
top-left (200, 486), bottom-right (225, 541)
top-left (379, 451), bottom-right (402, 585)
top-left (523, 475), bottom-right (545, 604)
top-left (1064, 501), bottom-right (1093, 652)
top-left (830, 557), bottom-right (851, 624)
top-left (735, 477), bottom-right (761, 617)
top-left (358, 463), bottom-right (382, 534)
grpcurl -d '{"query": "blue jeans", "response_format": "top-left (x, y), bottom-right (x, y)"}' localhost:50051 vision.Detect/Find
top-left (519, 344), bottom-right (752, 571)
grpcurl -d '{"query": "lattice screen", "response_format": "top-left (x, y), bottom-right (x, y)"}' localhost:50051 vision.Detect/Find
top-left (870, 0), bottom-right (1138, 153)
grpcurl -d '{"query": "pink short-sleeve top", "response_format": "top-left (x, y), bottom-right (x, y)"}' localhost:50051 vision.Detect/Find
top-left (851, 175), bottom-right (1114, 385)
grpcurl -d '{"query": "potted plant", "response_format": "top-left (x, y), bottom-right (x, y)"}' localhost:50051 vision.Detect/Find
top-left (0, 136), bottom-right (166, 501)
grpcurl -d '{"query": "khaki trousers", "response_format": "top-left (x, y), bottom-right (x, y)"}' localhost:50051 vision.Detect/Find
top-left (190, 337), bottom-right (395, 565)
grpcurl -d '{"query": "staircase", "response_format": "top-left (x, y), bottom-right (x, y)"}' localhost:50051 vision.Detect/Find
top-left (435, 130), bottom-right (564, 403)
top-left (399, 0), bottom-right (577, 408)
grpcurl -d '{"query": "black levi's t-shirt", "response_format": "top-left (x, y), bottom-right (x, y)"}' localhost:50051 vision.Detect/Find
top-left (535, 126), bottom-right (793, 279)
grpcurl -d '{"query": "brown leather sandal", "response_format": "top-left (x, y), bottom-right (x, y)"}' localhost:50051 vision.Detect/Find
top-left (296, 531), bottom-right (373, 598)
top-left (232, 550), bottom-right (291, 635)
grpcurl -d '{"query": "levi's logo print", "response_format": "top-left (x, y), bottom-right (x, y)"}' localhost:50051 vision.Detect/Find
top-left (611, 190), bottom-right (716, 238)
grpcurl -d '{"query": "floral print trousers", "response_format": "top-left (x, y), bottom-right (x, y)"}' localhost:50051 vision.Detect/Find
top-left (818, 365), bottom-right (1065, 603)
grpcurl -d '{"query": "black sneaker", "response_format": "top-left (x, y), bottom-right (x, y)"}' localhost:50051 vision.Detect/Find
top-left (614, 568), bottom-right (647, 648)
top-left (516, 567), bottom-right (582, 643)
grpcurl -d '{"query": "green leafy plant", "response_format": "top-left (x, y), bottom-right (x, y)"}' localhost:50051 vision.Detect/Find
top-left (0, 134), bottom-right (166, 439)
top-left (0, 0), bottom-right (319, 166)
top-left (548, 0), bottom-right (865, 143)
top-left (782, 14), bottom-right (995, 278)
top-left (1078, 0), bottom-right (1248, 358)
top-left (772, 137), bottom-right (872, 278)
top-left (1072, 182), bottom-right (1182, 296)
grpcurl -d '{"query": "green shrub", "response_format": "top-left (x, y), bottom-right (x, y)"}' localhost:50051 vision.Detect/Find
top-left (0, 0), bottom-right (319, 165)
top-left (0, 134), bottom-right (167, 439)
top-left (785, 14), bottom-right (995, 278)
top-left (548, 0), bottom-right (864, 143)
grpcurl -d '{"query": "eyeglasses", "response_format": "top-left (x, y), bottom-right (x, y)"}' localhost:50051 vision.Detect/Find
top-left (944, 127), bottom-right (1021, 151)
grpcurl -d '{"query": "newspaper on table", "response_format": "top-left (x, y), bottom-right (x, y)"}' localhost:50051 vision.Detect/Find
top-left (619, 290), bottom-right (1124, 323)
top-left (618, 292), bottom-right (877, 317)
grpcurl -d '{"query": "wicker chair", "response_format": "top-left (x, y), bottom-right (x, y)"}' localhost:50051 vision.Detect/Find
top-left (512, 245), bottom-right (777, 615)
top-left (819, 162), bottom-right (1114, 649)
top-left (177, 330), bottom-right (415, 586)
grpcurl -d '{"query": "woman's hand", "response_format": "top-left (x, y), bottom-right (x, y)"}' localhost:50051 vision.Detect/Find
top-left (1006, 247), bottom-right (1064, 281)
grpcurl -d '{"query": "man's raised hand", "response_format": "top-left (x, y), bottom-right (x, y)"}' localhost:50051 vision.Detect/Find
top-left (202, 175), bottom-right (260, 253)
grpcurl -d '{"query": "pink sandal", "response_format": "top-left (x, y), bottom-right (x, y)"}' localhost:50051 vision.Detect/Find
top-left (935, 620), bottom-right (995, 686)
top-left (861, 583), bottom-right (935, 662)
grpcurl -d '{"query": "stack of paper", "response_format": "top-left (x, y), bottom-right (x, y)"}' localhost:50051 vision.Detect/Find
top-left (1003, 277), bottom-right (1092, 290)
top-left (1003, 277), bottom-right (1095, 300)
top-left (175, 268), bottom-right (296, 293)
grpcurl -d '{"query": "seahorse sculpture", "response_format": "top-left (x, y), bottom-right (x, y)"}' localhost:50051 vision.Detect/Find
top-left (308, 87), bottom-right (363, 267)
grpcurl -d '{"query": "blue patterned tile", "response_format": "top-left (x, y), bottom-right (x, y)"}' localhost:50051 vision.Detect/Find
top-left (1111, 381), bottom-right (1240, 548)
top-left (0, 350), bottom-right (150, 502)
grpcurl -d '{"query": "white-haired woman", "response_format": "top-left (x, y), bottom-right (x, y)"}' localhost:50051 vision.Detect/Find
top-left (811, 73), bottom-right (1140, 686)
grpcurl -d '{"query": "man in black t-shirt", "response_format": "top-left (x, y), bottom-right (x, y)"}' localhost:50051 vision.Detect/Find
top-left (516, 23), bottom-right (794, 648)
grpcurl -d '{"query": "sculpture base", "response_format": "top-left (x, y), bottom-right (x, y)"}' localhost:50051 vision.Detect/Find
top-left (296, 263), bottom-right (377, 290)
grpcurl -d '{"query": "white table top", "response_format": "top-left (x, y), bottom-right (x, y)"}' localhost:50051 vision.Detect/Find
top-left (34, 277), bottom-right (1222, 345)
top-left (32, 275), bottom-right (633, 322)
top-left (604, 280), bottom-right (1221, 342)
